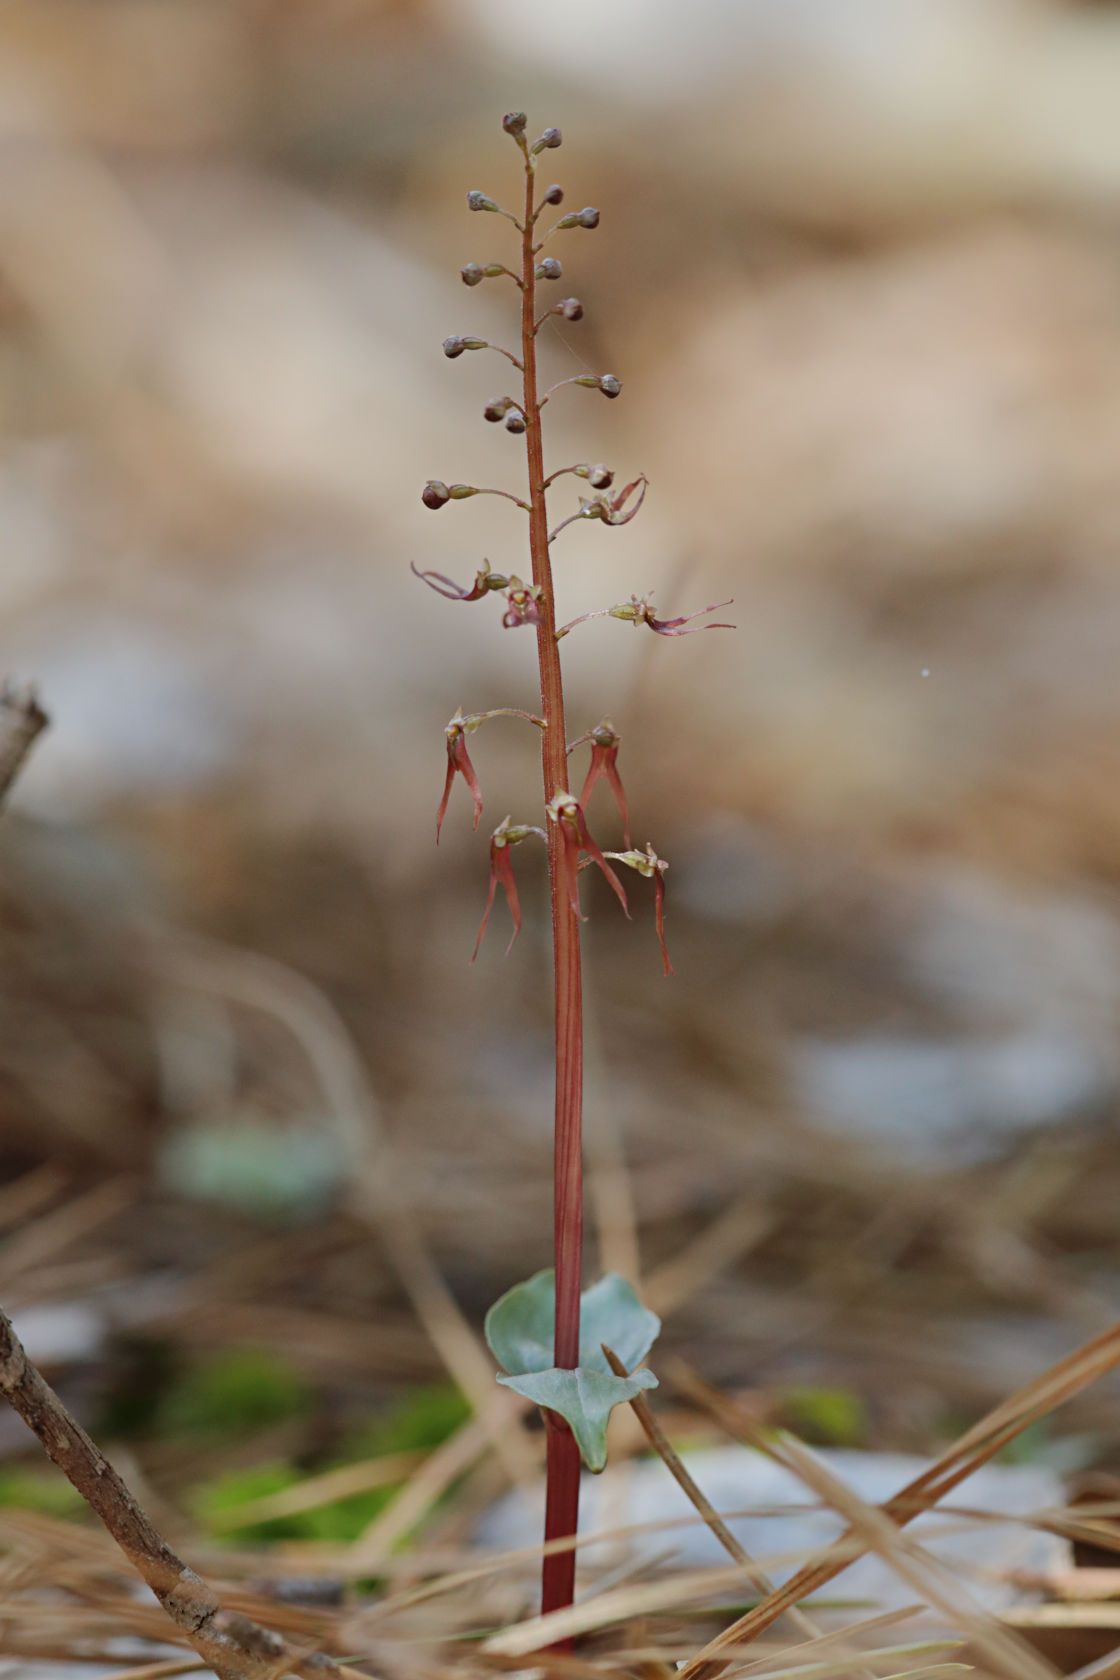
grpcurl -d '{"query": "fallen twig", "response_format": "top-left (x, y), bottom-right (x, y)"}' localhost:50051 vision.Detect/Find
top-left (0, 1305), bottom-right (337, 1680)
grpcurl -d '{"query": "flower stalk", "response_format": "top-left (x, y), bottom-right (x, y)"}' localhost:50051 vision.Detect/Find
top-left (418, 112), bottom-right (733, 1639)
top-left (517, 149), bottom-right (588, 1621)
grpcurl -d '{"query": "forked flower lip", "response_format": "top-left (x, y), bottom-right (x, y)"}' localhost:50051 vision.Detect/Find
top-left (470, 817), bottom-right (546, 964)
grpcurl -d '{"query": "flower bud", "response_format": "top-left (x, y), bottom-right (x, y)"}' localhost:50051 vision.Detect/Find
top-left (467, 190), bottom-right (499, 213)
top-left (557, 297), bottom-right (583, 321)
top-left (504, 411), bottom-right (526, 434)
top-left (461, 263), bottom-right (484, 287)
top-left (448, 484), bottom-right (479, 500)
top-left (536, 257), bottom-right (562, 281)
top-left (443, 336), bottom-right (465, 358)
top-left (587, 464), bottom-right (613, 488)
top-left (531, 127), bottom-right (562, 155)
top-left (577, 206), bottom-right (600, 229)
top-left (422, 480), bottom-right (450, 510)
top-left (541, 183), bottom-right (564, 206)
top-left (599, 373), bottom-right (622, 398)
top-left (483, 397), bottom-right (512, 422)
top-left (502, 111), bottom-right (527, 136)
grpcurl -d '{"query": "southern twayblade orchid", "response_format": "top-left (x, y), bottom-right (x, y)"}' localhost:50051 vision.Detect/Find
top-left (549, 474), bottom-right (648, 544)
top-left (470, 817), bottom-right (546, 963)
top-left (502, 576), bottom-right (544, 628)
top-left (570, 718), bottom-right (630, 848)
top-left (411, 557), bottom-right (510, 601)
top-left (601, 842), bottom-right (673, 976)
top-left (435, 707), bottom-right (546, 842)
top-left (556, 590), bottom-right (735, 640)
top-left (546, 791), bottom-right (629, 923)
top-left (415, 113), bottom-right (735, 1629)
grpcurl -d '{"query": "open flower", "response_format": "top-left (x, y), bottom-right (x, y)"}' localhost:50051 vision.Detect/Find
top-left (550, 475), bottom-right (648, 544)
top-left (572, 718), bottom-right (630, 848)
top-left (611, 592), bottom-right (734, 635)
top-left (471, 817), bottom-right (545, 963)
top-left (502, 576), bottom-right (544, 628)
top-left (436, 709), bottom-right (484, 842)
top-left (546, 792), bottom-right (629, 923)
top-left (411, 558), bottom-right (509, 601)
top-left (434, 707), bottom-right (547, 843)
top-left (601, 843), bottom-right (673, 976)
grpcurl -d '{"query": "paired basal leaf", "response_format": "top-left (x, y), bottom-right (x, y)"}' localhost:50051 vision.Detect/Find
top-left (496, 1366), bottom-right (656, 1472)
top-left (485, 1270), bottom-right (660, 1471)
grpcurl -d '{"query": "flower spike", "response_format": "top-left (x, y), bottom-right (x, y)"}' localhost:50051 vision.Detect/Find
top-left (470, 818), bottom-right (545, 964)
top-left (436, 709), bottom-right (483, 842)
top-left (602, 843), bottom-right (674, 976)
top-left (547, 792), bottom-right (630, 921)
top-left (571, 719), bottom-right (630, 848)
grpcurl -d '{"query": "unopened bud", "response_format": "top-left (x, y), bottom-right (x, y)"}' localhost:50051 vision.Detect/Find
top-left (422, 480), bottom-right (450, 509)
top-left (542, 183), bottom-right (564, 206)
top-left (461, 263), bottom-right (484, 287)
top-left (587, 464), bottom-right (613, 488)
top-left (467, 190), bottom-right (499, 213)
top-left (483, 397), bottom-right (512, 422)
top-left (532, 127), bottom-right (562, 155)
top-left (446, 335), bottom-right (488, 357)
top-left (448, 484), bottom-right (479, 500)
top-left (536, 257), bottom-right (562, 281)
top-left (557, 205), bottom-right (601, 231)
top-left (599, 374), bottom-right (622, 398)
top-left (505, 411), bottom-right (526, 434)
top-left (557, 297), bottom-right (583, 321)
top-left (502, 111), bottom-right (528, 137)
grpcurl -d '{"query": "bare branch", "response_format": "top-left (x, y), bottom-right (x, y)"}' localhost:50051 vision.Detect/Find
top-left (0, 1305), bottom-right (334, 1680)
top-left (0, 684), bottom-right (47, 808)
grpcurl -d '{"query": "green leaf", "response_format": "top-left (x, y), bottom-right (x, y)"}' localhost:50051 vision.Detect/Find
top-left (485, 1271), bottom-right (661, 1471)
top-left (484, 1269), bottom-right (660, 1378)
top-left (496, 1367), bottom-right (658, 1472)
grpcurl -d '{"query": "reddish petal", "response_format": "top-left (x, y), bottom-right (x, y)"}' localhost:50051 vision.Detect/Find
top-left (469, 865), bottom-right (499, 964)
top-left (649, 599), bottom-right (734, 636)
top-left (653, 871), bottom-right (674, 977)
top-left (579, 743), bottom-right (630, 848)
top-left (577, 746), bottom-right (604, 813)
top-left (493, 843), bottom-right (522, 956)
top-left (560, 826), bottom-right (588, 923)
top-left (574, 810), bottom-right (629, 918)
top-left (435, 758), bottom-right (456, 844)
top-left (608, 475), bottom-right (647, 526)
top-left (604, 753), bottom-right (631, 849)
top-left (411, 561), bottom-right (480, 600)
top-left (452, 734), bottom-right (484, 831)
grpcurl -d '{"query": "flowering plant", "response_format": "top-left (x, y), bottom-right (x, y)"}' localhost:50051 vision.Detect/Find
top-left (415, 110), bottom-right (732, 1626)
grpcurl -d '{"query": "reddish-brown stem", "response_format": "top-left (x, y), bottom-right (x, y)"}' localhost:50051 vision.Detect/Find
top-left (521, 155), bottom-right (583, 1627)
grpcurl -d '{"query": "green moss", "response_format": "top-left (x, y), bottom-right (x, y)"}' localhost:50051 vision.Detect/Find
top-left (196, 1381), bottom-right (470, 1544)
top-left (0, 1464), bottom-right (86, 1519)
top-left (154, 1349), bottom-right (311, 1441)
top-left (350, 1382), bottom-right (471, 1457)
top-left (782, 1385), bottom-right (867, 1447)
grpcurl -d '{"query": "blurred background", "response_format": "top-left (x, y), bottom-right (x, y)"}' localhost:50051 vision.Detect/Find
top-left (2, 0), bottom-right (1120, 1558)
